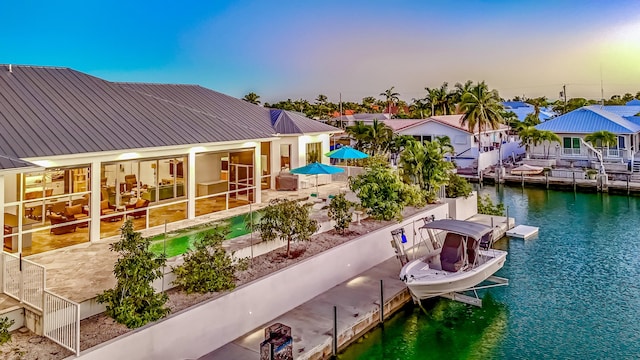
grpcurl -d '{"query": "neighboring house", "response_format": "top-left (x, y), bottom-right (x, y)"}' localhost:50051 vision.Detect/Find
top-left (383, 115), bottom-right (517, 171)
top-left (502, 101), bottom-right (556, 122)
top-left (534, 100), bottom-right (640, 170)
top-left (0, 65), bottom-right (339, 256)
top-left (330, 112), bottom-right (392, 126)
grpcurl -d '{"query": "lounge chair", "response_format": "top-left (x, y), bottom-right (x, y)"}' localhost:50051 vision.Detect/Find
top-left (49, 213), bottom-right (77, 235)
top-left (126, 198), bottom-right (149, 219)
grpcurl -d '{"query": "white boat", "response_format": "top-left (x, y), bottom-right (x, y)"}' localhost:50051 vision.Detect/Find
top-left (394, 219), bottom-right (508, 306)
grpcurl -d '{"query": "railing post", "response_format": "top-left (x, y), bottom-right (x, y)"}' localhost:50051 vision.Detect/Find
top-left (76, 302), bottom-right (81, 356)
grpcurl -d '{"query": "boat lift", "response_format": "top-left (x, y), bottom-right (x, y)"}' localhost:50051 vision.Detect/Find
top-left (391, 217), bottom-right (509, 308)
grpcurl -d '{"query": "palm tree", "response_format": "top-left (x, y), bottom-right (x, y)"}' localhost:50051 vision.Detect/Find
top-left (459, 81), bottom-right (505, 154)
top-left (362, 96), bottom-right (377, 112)
top-left (242, 92), bottom-right (261, 105)
top-left (517, 126), bottom-right (542, 159)
top-left (526, 96), bottom-right (548, 120)
top-left (538, 130), bottom-right (560, 159)
top-left (424, 82), bottom-right (454, 116)
top-left (380, 87), bottom-right (400, 115)
top-left (345, 121), bottom-right (370, 151)
top-left (399, 138), bottom-right (454, 202)
top-left (410, 98), bottom-right (430, 119)
top-left (584, 130), bottom-right (618, 156)
top-left (453, 80), bottom-right (474, 106)
top-left (366, 119), bottom-right (393, 156)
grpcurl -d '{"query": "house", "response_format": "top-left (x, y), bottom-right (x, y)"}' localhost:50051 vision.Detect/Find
top-left (385, 115), bottom-right (517, 171)
top-left (502, 101), bottom-right (556, 122)
top-left (0, 64), bottom-right (340, 256)
top-left (534, 100), bottom-right (640, 170)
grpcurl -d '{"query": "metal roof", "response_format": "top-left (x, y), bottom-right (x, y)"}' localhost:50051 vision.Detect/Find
top-left (269, 109), bottom-right (338, 134)
top-left (626, 99), bottom-right (640, 106)
top-left (502, 101), bottom-right (530, 109)
top-left (535, 106), bottom-right (640, 134)
top-left (421, 219), bottom-right (492, 240)
top-left (0, 154), bottom-right (40, 172)
top-left (600, 105), bottom-right (640, 117)
top-left (0, 65), bottom-right (338, 160)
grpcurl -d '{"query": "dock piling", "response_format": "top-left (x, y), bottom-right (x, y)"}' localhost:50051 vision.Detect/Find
top-left (573, 172), bottom-right (576, 191)
top-left (380, 280), bottom-right (384, 324)
top-left (545, 172), bottom-right (549, 189)
top-left (333, 306), bottom-right (337, 356)
top-left (628, 175), bottom-right (630, 195)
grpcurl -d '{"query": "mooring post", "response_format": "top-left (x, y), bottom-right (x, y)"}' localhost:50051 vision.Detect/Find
top-left (521, 173), bottom-right (524, 187)
top-left (573, 172), bottom-right (576, 191)
top-left (491, 217), bottom-right (494, 229)
top-left (545, 171), bottom-right (549, 189)
top-left (628, 175), bottom-right (630, 195)
top-left (506, 206), bottom-right (510, 230)
top-left (333, 305), bottom-right (338, 356)
top-left (380, 279), bottom-right (384, 324)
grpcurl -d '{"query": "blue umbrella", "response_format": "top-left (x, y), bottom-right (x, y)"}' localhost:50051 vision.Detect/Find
top-left (325, 146), bottom-right (369, 160)
top-left (290, 162), bottom-right (344, 197)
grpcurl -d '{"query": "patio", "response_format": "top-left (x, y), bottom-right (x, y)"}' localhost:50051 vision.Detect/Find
top-left (25, 181), bottom-right (350, 304)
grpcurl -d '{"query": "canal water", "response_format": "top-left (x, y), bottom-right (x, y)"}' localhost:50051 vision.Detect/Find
top-left (339, 186), bottom-right (640, 359)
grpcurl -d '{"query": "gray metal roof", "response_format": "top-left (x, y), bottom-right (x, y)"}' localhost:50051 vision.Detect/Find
top-left (0, 154), bottom-right (40, 172)
top-left (421, 219), bottom-right (492, 240)
top-left (0, 65), bottom-right (339, 160)
top-left (269, 109), bottom-right (338, 134)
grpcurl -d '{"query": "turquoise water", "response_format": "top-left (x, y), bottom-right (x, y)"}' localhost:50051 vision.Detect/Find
top-left (148, 212), bottom-right (260, 258)
top-left (340, 186), bottom-right (640, 359)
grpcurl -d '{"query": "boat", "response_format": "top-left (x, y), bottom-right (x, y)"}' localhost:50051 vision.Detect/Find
top-left (393, 219), bottom-right (508, 306)
top-left (510, 164), bottom-right (544, 176)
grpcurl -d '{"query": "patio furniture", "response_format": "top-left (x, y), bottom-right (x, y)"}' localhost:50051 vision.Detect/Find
top-left (275, 172), bottom-right (298, 191)
top-left (126, 198), bottom-right (149, 219)
top-left (49, 213), bottom-right (77, 235)
top-left (100, 200), bottom-right (123, 222)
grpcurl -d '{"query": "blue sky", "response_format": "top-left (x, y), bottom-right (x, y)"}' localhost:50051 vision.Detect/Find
top-left (2, 1), bottom-right (639, 103)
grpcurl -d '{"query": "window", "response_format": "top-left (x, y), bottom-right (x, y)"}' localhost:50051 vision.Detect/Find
top-left (280, 144), bottom-right (291, 170)
top-left (306, 142), bottom-right (322, 163)
top-left (563, 137), bottom-right (580, 149)
top-left (617, 136), bottom-right (625, 149)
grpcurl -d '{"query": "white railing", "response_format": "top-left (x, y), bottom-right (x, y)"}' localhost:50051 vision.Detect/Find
top-left (563, 148), bottom-right (582, 156)
top-left (44, 290), bottom-right (80, 356)
top-left (605, 148), bottom-right (621, 157)
top-left (2, 253), bottom-right (45, 311)
top-left (22, 259), bottom-right (45, 311)
top-left (3, 253), bottom-right (21, 301)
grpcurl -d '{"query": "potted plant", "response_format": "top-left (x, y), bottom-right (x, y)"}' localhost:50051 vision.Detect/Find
top-left (586, 169), bottom-right (598, 180)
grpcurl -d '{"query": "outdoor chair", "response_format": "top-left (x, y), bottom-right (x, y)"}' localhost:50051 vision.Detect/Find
top-left (440, 233), bottom-right (465, 272)
top-left (126, 198), bottom-right (149, 219)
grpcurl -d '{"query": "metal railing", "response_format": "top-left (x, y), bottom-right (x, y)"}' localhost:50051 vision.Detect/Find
top-left (22, 259), bottom-right (45, 311)
top-left (563, 148), bottom-right (582, 156)
top-left (44, 290), bottom-right (80, 356)
top-left (2, 253), bottom-right (21, 301)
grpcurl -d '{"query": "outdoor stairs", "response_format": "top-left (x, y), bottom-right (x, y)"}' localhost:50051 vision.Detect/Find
top-left (0, 294), bottom-right (25, 331)
top-left (633, 163), bottom-right (640, 173)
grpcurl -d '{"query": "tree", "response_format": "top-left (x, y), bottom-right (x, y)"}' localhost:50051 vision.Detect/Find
top-left (424, 82), bottom-right (454, 115)
top-left (366, 119), bottom-right (393, 156)
top-left (410, 98), bottom-right (430, 119)
top-left (452, 80), bottom-right (474, 106)
top-left (345, 121), bottom-right (371, 151)
top-left (242, 92), bottom-right (261, 105)
top-left (258, 199), bottom-right (318, 258)
top-left (97, 220), bottom-right (169, 328)
top-left (399, 138), bottom-right (454, 203)
top-left (328, 193), bottom-right (353, 234)
top-left (518, 126), bottom-right (542, 159)
top-left (477, 194), bottom-right (505, 216)
top-left (538, 130), bottom-right (561, 159)
top-left (526, 96), bottom-right (548, 119)
top-left (362, 96), bottom-right (377, 112)
top-left (349, 156), bottom-right (424, 221)
top-left (584, 130), bottom-right (617, 153)
top-left (459, 81), bottom-right (504, 154)
top-left (380, 87), bottom-right (400, 115)
top-left (172, 226), bottom-right (248, 294)
top-left (446, 173), bottom-right (473, 198)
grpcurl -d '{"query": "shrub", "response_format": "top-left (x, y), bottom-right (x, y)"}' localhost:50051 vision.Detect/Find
top-left (0, 317), bottom-right (14, 345)
top-left (172, 225), bottom-right (248, 294)
top-left (258, 199), bottom-right (319, 258)
top-left (97, 220), bottom-right (170, 329)
top-left (477, 194), bottom-right (505, 216)
top-left (328, 193), bottom-right (353, 234)
top-left (446, 174), bottom-right (473, 198)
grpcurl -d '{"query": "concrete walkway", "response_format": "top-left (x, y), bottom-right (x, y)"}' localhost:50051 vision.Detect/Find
top-left (201, 256), bottom-right (407, 360)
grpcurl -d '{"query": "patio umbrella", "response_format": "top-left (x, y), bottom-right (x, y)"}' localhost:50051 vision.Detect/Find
top-left (511, 164), bottom-right (544, 176)
top-left (324, 146), bottom-right (369, 160)
top-left (290, 162), bottom-right (344, 198)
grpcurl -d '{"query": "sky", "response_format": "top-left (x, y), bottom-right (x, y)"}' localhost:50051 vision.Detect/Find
top-left (2, 0), bottom-right (640, 104)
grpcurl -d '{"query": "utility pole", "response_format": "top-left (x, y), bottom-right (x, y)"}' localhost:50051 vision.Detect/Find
top-left (561, 84), bottom-right (567, 114)
top-left (339, 92), bottom-right (343, 129)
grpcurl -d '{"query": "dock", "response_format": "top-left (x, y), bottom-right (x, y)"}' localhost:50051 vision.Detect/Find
top-left (203, 214), bottom-right (513, 359)
top-left (506, 225), bottom-right (539, 239)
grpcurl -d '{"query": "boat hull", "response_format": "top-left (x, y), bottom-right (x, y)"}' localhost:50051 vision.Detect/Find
top-left (402, 250), bottom-right (507, 300)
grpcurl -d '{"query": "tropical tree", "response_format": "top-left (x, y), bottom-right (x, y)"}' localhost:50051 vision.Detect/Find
top-left (345, 121), bottom-right (371, 151)
top-left (584, 130), bottom-right (618, 154)
top-left (380, 87), bottom-right (400, 114)
top-left (367, 119), bottom-right (393, 156)
top-left (97, 220), bottom-right (169, 328)
top-left (424, 82), bottom-right (455, 115)
top-left (526, 96), bottom-right (548, 119)
top-left (538, 130), bottom-right (561, 159)
top-left (518, 126), bottom-right (542, 159)
top-left (328, 193), bottom-right (353, 234)
top-left (453, 80), bottom-right (474, 106)
top-left (459, 81), bottom-right (504, 153)
top-left (399, 138), bottom-right (454, 203)
top-left (242, 92), bottom-right (261, 105)
top-left (410, 98), bottom-right (430, 119)
top-left (362, 96), bottom-right (378, 112)
top-left (258, 199), bottom-right (318, 258)
top-left (349, 156), bottom-right (424, 221)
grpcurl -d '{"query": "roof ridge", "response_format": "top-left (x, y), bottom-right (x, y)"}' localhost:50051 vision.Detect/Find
top-left (0, 64), bottom-right (69, 70)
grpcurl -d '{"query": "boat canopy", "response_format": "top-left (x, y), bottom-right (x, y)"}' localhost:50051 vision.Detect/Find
top-left (421, 219), bottom-right (492, 240)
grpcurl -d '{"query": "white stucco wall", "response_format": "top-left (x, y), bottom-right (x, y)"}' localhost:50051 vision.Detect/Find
top-left (443, 191), bottom-right (478, 220)
top-left (398, 122), bottom-right (470, 155)
top-left (74, 204), bottom-right (449, 360)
